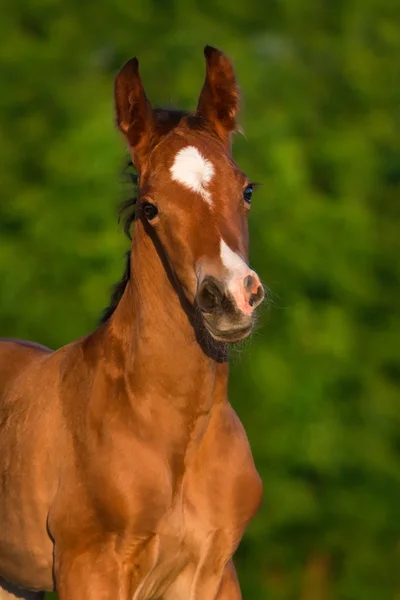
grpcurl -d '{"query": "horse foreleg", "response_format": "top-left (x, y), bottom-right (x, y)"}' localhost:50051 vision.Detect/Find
top-left (215, 560), bottom-right (242, 600)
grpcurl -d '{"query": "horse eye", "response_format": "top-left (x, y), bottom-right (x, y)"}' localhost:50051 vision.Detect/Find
top-left (243, 185), bottom-right (253, 204)
top-left (142, 203), bottom-right (158, 221)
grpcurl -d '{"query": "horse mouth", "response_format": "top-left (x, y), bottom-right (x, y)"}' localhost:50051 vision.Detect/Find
top-left (204, 321), bottom-right (253, 343)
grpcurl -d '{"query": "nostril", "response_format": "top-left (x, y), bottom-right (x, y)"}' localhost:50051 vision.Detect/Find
top-left (199, 287), bottom-right (218, 312)
top-left (244, 274), bottom-right (264, 308)
top-left (244, 275), bottom-right (255, 293)
top-left (249, 285), bottom-right (264, 308)
top-left (197, 277), bottom-right (224, 313)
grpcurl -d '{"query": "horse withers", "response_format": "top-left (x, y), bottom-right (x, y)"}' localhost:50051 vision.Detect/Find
top-left (0, 46), bottom-right (264, 600)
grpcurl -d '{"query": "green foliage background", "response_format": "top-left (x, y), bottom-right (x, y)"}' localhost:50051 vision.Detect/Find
top-left (1, 0), bottom-right (399, 598)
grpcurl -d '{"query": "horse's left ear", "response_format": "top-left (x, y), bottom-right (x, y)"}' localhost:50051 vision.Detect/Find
top-left (114, 57), bottom-right (154, 170)
top-left (196, 46), bottom-right (240, 149)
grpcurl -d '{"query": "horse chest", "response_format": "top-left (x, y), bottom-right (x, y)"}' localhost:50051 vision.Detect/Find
top-left (63, 402), bottom-right (261, 600)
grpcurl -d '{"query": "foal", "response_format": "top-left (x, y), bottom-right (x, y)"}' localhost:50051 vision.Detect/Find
top-left (0, 46), bottom-right (264, 600)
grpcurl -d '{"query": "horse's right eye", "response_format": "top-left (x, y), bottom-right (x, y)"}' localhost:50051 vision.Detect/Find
top-left (142, 203), bottom-right (158, 221)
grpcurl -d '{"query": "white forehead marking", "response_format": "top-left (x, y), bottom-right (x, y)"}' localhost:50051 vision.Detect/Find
top-left (170, 145), bottom-right (214, 205)
top-left (220, 239), bottom-right (247, 277)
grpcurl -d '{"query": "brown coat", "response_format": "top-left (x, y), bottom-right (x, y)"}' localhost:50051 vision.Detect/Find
top-left (0, 46), bottom-right (264, 600)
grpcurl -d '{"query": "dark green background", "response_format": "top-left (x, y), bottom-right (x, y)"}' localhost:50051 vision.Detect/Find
top-left (1, 0), bottom-right (399, 598)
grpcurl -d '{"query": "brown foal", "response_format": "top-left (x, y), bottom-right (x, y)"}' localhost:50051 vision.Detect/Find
top-left (0, 46), bottom-right (264, 600)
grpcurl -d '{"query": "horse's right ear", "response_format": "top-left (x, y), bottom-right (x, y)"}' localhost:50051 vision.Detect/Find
top-left (114, 57), bottom-right (154, 169)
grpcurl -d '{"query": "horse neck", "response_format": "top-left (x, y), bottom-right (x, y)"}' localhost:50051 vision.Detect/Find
top-left (105, 218), bottom-right (229, 413)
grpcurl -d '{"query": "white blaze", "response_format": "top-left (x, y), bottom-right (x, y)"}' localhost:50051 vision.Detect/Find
top-left (220, 239), bottom-right (255, 314)
top-left (170, 145), bottom-right (214, 205)
top-left (220, 239), bottom-right (247, 278)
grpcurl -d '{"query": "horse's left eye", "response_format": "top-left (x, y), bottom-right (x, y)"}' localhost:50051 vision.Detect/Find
top-left (243, 185), bottom-right (253, 204)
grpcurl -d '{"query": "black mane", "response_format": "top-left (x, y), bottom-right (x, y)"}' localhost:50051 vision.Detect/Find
top-left (100, 161), bottom-right (137, 323)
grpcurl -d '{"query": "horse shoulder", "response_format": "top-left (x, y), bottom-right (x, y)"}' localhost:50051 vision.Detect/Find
top-left (184, 399), bottom-right (262, 550)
